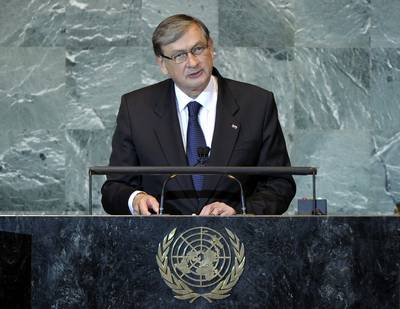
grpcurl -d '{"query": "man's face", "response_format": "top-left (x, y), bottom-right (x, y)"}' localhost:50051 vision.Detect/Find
top-left (157, 24), bottom-right (214, 98)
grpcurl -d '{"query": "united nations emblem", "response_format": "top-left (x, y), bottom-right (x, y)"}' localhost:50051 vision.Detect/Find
top-left (156, 227), bottom-right (245, 303)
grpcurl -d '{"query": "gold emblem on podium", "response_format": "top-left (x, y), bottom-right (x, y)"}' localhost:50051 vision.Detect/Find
top-left (156, 227), bottom-right (245, 303)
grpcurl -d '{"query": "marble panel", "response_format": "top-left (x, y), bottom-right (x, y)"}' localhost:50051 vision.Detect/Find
top-left (0, 0), bottom-right (65, 47)
top-left (370, 49), bottom-right (400, 208)
top-left (1, 1), bottom-right (399, 216)
top-left (141, 0), bottom-right (219, 47)
top-left (66, 0), bottom-right (142, 48)
top-left (371, 0), bottom-right (400, 47)
top-left (0, 232), bottom-right (31, 307)
top-left (294, 0), bottom-right (370, 48)
top-left (214, 47), bottom-right (295, 133)
top-left (370, 48), bottom-right (400, 137)
top-left (294, 48), bottom-right (371, 130)
top-left (0, 130), bottom-right (65, 214)
top-left (65, 47), bottom-right (164, 130)
top-left (0, 47), bottom-right (66, 130)
top-left (290, 130), bottom-right (394, 215)
top-left (372, 132), bottom-right (400, 208)
top-left (219, 0), bottom-right (294, 48)
top-left (65, 129), bottom-right (113, 214)
top-left (0, 217), bottom-right (398, 308)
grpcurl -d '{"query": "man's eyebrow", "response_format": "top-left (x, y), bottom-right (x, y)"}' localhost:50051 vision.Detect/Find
top-left (170, 41), bottom-right (204, 54)
top-left (170, 49), bottom-right (186, 55)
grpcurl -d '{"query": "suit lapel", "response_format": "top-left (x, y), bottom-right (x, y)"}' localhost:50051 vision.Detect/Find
top-left (153, 82), bottom-right (195, 193)
top-left (151, 71), bottom-right (241, 210)
top-left (205, 72), bottom-right (240, 200)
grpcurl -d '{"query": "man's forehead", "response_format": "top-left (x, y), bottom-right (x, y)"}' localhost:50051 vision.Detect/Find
top-left (161, 25), bottom-right (207, 52)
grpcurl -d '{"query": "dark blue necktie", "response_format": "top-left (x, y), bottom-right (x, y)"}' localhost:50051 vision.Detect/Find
top-left (186, 101), bottom-right (207, 191)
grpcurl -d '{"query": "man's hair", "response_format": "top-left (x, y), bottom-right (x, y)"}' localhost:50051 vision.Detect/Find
top-left (152, 14), bottom-right (210, 57)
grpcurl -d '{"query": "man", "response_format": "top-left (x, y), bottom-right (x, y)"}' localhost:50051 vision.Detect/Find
top-left (101, 14), bottom-right (296, 216)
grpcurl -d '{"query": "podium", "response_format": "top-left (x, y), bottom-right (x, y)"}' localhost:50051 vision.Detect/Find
top-left (0, 216), bottom-right (399, 308)
top-left (0, 231), bottom-right (31, 307)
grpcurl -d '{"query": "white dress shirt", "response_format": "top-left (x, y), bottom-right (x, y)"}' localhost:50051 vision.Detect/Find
top-left (128, 76), bottom-right (219, 214)
top-left (174, 75), bottom-right (218, 151)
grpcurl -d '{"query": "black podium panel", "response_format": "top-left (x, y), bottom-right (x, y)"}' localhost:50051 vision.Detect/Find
top-left (0, 231), bottom-right (31, 308)
top-left (0, 216), bottom-right (399, 308)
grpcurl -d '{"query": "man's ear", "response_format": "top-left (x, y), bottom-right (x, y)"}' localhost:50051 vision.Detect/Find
top-left (208, 38), bottom-right (215, 59)
top-left (156, 56), bottom-right (169, 75)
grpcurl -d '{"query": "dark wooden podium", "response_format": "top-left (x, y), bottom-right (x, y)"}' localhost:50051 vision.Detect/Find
top-left (0, 216), bottom-right (399, 308)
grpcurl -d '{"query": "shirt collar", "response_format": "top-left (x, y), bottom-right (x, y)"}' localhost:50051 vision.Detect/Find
top-left (175, 75), bottom-right (217, 112)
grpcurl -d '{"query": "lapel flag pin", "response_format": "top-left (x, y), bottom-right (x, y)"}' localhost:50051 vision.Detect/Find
top-left (231, 124), bottom-right (238, 130)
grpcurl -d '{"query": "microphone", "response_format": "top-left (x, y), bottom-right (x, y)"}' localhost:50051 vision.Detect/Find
top-left (197, 146), bottom-right (210, 166)
top-left (159, 146), bottom-right (247, 215)
top-left (196, 146), bottom-right (246, 214)
top-left (160, 147), bottom-right (210, 214)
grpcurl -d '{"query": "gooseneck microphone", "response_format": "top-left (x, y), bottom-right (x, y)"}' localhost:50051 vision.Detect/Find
top-left (194, 146), bottom-right (247, 215)
top-left (159, 145), bottom-right (247, 215)
top-left (160, 147), bottom-right (210, 214)
top-left (196, 146), bottom-right (210, 166)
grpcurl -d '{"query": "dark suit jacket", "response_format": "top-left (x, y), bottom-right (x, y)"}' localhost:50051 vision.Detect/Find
top-left (101, 68), bottom-right (296, 215)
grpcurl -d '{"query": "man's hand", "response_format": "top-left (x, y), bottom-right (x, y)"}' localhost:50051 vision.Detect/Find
top-left (133, 192), bottom-right (159, 215)
top-left (199, 202), bottom-right (236, 216)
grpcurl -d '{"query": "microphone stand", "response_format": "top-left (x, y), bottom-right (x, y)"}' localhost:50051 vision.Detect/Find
top-left (159, 147), bottom-right (247, 215)
top-left (89, 166), bottom-right (317, 215)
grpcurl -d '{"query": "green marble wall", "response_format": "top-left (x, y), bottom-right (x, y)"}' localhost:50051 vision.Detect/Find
top-left (0, 0), bottom-right (399, 215)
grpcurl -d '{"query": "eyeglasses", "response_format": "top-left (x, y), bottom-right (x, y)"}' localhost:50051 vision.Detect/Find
top-left (160, 44), bottom-right (209, 64)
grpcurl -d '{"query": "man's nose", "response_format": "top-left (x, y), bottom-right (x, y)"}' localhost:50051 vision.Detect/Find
top-left (186, 52), bottom-right (199, 66)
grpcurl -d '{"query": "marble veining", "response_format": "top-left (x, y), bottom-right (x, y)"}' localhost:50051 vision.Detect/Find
top-left (0, 130), bottom-right (65, 213)
top-left (0, 1), bottom-right (399, 214)
top-left (0, 47), bottom-right (66, 130)
top-left (66, 0), bottom-right (142, 48)
top-left (215, 48), bottom-right (295, 130)
top-left (219, 0), bottom-right (294, 48)
top-left (142, 0), bottom-right (219, 46)
top-left (370, 48), bottom-right (400, 136)
top-left (0, 216), bottom-right (398, 308)
top-left (294, 48), bottom-right (371, 130)
top-left (372, 132), bottom-right (400, 206)
top-left (0, 0), bottom-right (65, 47)
top-left (291, 130), bottom-right (395, 215)
top-left (295, 0), bottom-right (370, 47)
top-left (371, 0), bottom-right (400, 47)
